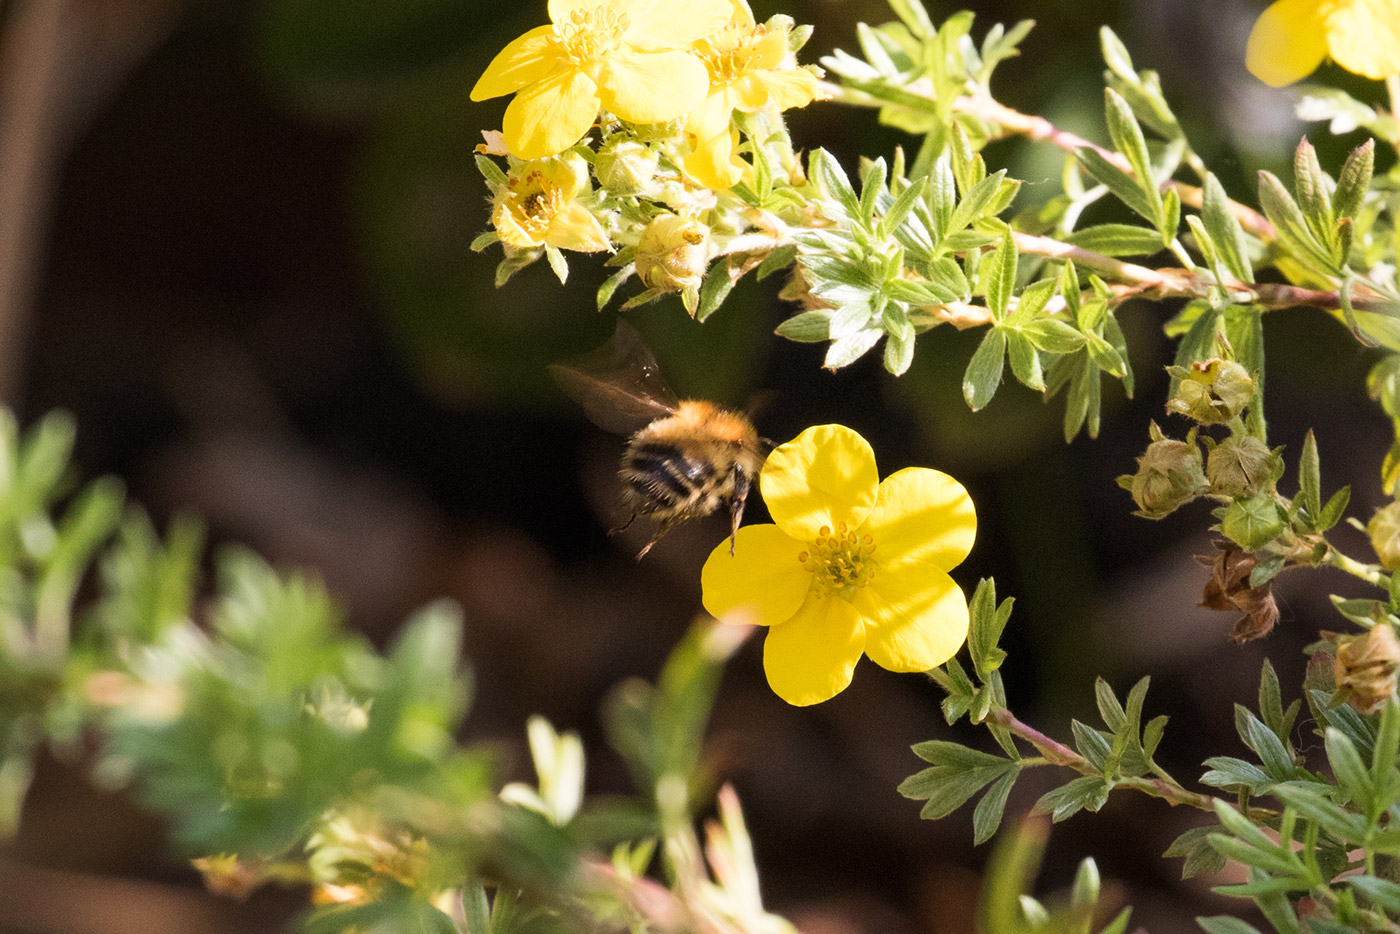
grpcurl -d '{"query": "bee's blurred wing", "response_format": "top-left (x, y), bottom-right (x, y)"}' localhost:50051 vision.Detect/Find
top-left (548, 321), bottom-right (680, 434)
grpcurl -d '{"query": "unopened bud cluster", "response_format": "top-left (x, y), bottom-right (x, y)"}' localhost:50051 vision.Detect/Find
top-left (1334, 624), bottom-right (1400, 714)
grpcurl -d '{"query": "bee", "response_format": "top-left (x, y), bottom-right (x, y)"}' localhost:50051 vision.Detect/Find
top-left (549, 323), bottom-right (767, 559)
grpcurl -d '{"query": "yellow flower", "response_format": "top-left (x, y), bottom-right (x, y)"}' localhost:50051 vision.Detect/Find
top-left (684, 0), bottom-right (820, 190)
top-left (491, 153), bottom-right (612, 252)
top-left (1246, 0), bottom-right (1400, 87)
top-left (701, 425), bottom-right (976, 706)
top-left (471, 0), bottom-right (732, 160)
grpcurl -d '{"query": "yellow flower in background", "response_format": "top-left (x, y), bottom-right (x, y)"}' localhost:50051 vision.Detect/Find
top-left (701, 425), bottom-right (976, 706)
top-left (492, 153), bottom-right (612, 252)
top-left (684, 0), bottom-right (820, 190)
top-left (471, 0), bottom-right (732, 160)
top-left (1246, 0), bottom-right (1400, 87)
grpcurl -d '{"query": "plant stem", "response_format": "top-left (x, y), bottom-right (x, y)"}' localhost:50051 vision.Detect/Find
top-left (990, 708), bottom-right (1279, 818)
top-left (1321, 545), bottom-right (1390, 589)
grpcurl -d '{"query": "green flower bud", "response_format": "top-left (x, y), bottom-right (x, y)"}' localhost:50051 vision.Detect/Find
top-left (1125, 433), bottom-right (1207, 519)
top-left (1167, 359), bottom-right (1255, 424)
top-left (1206, 434), bottom-right (1278, 498)
top-left (1368, 501), bottom-right (1400, 570)
top-left (635, 214), bottom-right (710, 294)
top-left (595, 140), bottom-right (659, 196)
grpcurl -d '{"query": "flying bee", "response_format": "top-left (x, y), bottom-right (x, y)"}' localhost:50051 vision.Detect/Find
top-left (549, 322), bottom-right (768, 559)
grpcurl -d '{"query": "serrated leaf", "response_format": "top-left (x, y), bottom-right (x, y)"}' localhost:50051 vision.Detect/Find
top-left (963, 328), bottom-right (1007, 411)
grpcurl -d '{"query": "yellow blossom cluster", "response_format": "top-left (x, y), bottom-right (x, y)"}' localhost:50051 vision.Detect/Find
top-left (1246, 0), bottom-right (1400, 86)
top-left (472, 0), bottom-right (820, 260)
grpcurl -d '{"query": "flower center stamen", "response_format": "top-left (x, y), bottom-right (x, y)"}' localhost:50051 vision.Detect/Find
top-left (694, 22), bottom-right (766, 85)
top-left (551, 6), bottom-right (631, 66)
top-left (799, 522), bottom-right (878, 601)
top-left (502, 171), bottom-right (566, 237)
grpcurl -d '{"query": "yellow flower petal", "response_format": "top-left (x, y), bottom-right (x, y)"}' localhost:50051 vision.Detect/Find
top-left (748, 23), bottom-right (789, 72)
top-left (546, 202), bottom-right (612, 252)
top-left (733, 68), bottom-right (819, 113)
top-left (548, 0), bottom-right (637, 25)
top-left (621, 0), bottom-right (732, 49)
top-left (599, 48), bottom-right (710, 125)
top-left (763, 593), bottom-right (865, 705)
top-left (701, 525), bottom-right (813, 626)
top-left (856, 567), bottom-right (969, 673)
top-left (503, 67), bottom-right (601, 159)
top-left (1326, 0), bottom-right (1400, 79)
top-left (685, 126), bottom-right (745, 190)
top-left (861, 467), bottom-right (976, 571)
top-left (471, 26), bottom-right (561, 101)
top-left (1246, 0), bottom-right (1329, 87)
top-left (761, 425), bottom-right (879, 541)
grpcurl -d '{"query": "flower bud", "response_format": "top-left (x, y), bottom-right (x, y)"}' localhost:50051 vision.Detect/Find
top-left (1206, 435), bottom-right (1278, 498)
top-left (634, 214), bottom-right (710, 294)
top-left (1167, 359), bottom-right (1255, 424)
top-left (1125, 434), bottom-right (1207, 519)
top-left (594, 140), bottom-right (659, 196)
top-left (1334, 623), bottom-right (1400, 714)
top-left (1368, 501), bottom-right (1400, 570)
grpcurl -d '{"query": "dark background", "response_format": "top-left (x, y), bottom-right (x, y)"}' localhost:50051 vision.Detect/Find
top-left (0, 0), bottom-right (1394, 931)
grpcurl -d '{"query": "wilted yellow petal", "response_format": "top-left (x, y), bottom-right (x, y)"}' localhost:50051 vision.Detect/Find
top-left (861, 468), bottom-right (976, 571)
top-left (762, 593), bottom-right (865, 705)
top-left (1327, 0), bottom-right (1400, 79)
top-left (546, 202), bottom-right (612, 252)
top-left (1246, 0), bottom-right (1329, 87)
top-left (599, 48), bottom-right (710, 125)
top-left (701, 525), bottom-right (813, 626)
top-left (761, 425), bottom-right (879, 541)
top-left (856, 567), bottom-right (969, 673)
top-left (503, 67), bottom-right (601, 159)
top-left (622, 0), bottom-right (732, 49)
top-left (472, 26), bottom-right (561, 101)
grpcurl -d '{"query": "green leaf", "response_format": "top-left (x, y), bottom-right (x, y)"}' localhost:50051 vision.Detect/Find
top-left (1196, 918), bottom-right (1265, 934)
top-left (756, 243), bottom-right (798, 281)
top-left (1258, 659), bottom-right (1299, 744)
top-left (967, 579), bottom-right (1012, 679)
top-left (1347, 875), bottom-right (1400, 912)
top-left (1005, 331), bottom-right (1044, 391)
top-left (1165, 825), bottom-right (1228, 879)
top-left (1103, 89), bottom-right (1155, 202)
top-left (1316, 485), bottom-right (1350, 532)
top-left (1098, 26), bottom-right (1136, 82)
top-left (1095, 678), bottom-right (1127, 733)
top-left (1064, 223), bottom-right (1166, 257)
top-left (696, 260), bottom-right (736, 322)
top-left (1021, 318), bottom-right (1085, 354)
top-left (963, 328), bottom-right (1007, 411)
top-left (1292, 137), bottom-right (1334, 241)
top-left (775, 311), bottom-right (832, 343)
top-left (1142, 715), bottom-right (1168, 759)
top-left (1202, 174), bottom-right (1253, 283)
top-left (859, 157), bottom-right (888, 228)
top-left (1219, 495), bottom-right (1285, 551)
top-left (911, 741), bottom-right (1012, 770)
top-left (1326, 727), bottom-right (1375, 811)
top-left (1031, 775), bottom-right (1110, 822)
top-left (947, 170), bottom-right (1010, 235)
top-left (1258, 170), bottom-right (1339, 276)
top-left (1072, 720), bottom-right (1112, 772)
top-left (1299, 429), bottom-right (1323, 523)
top-left (884, 329), bottom-right (916, 376)
top-left (1272, 782), bottom-right (1367, 844)
top-left (1006, 278), bottom-right (1056, 326)
top-left (1235, 704), bottom-right (1296, 780)
top-left (824, 328), bottom-right (884, 369)
top-left (983, 229), bottom-right (1017, 318)
top-left (880, 176), bottom-right (927, 240)
top-left (1077, 147), bottom-right (1159, 224)
top-left (1200, 756), bottom-right (1273, 793)
top-left (813, 148), bottom-right (862, 221)
top-left (972, 767), bottom-right (1020, 845)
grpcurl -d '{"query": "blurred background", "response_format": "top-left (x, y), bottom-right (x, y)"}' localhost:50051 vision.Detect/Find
top-left (0, 0), bottom-right (1394, 931)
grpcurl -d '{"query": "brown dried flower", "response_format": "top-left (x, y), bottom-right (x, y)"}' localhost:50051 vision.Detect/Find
top-left (1197, 541), bottom-right (1279, 643)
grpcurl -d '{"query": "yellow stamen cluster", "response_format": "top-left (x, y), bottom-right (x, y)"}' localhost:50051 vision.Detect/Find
top-left (551, 7), bottom-right (630, 67)
top-left (799, 522), bottom-right (878, 600)
top-left (499, 171), bottom-right (565, 240)
top-left (694, 22), bottom-right (767, 84)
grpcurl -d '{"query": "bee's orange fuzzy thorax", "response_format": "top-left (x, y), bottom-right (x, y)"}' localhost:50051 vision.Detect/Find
top-left (671, 400), bottom-right (758, 443)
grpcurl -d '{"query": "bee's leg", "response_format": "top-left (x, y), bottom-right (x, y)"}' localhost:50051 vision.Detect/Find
top-left (727, 468), bottom-right (752, 555)
top-left (608, 512), bottom-right (639, 536)
top-left (635, 518), bottom-right (674, 560)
